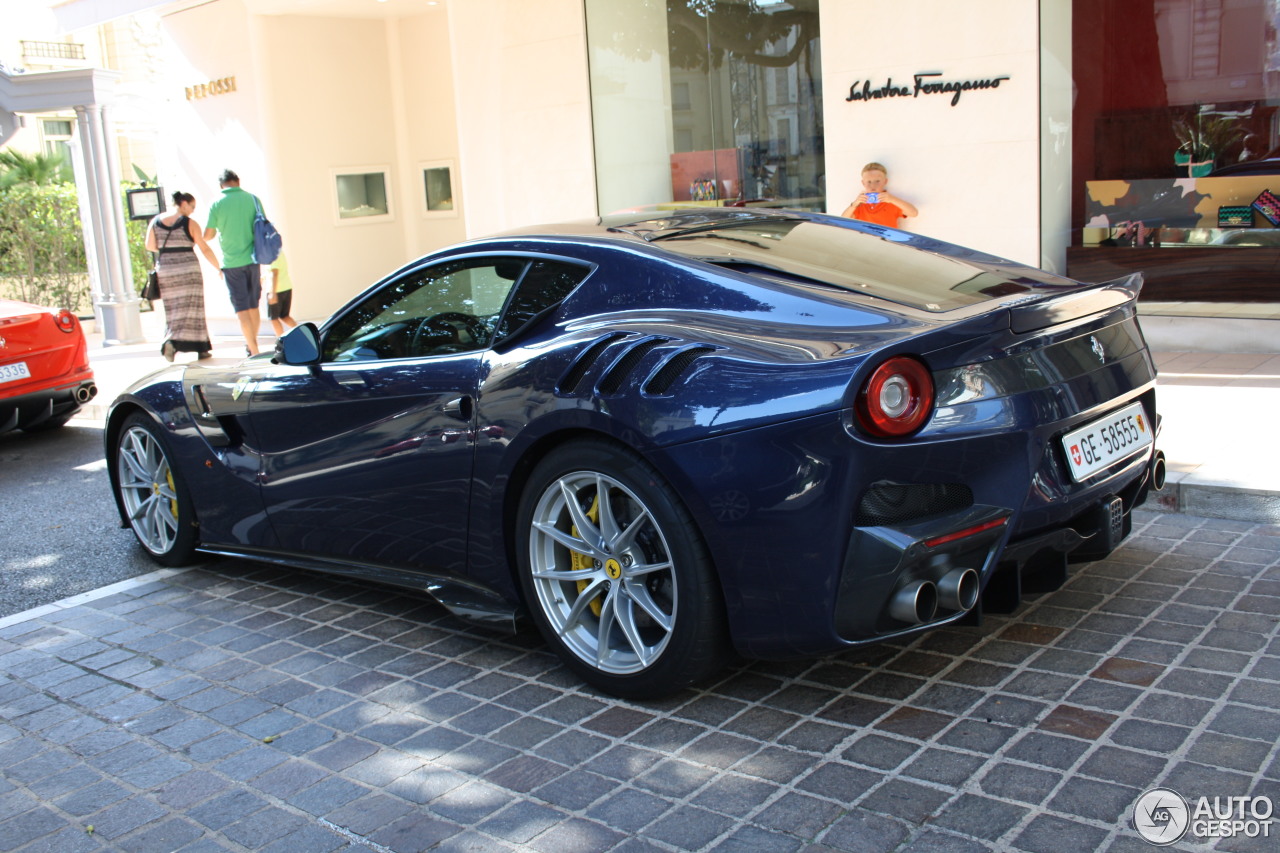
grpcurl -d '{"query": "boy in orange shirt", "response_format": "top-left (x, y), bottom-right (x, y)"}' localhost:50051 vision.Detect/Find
top-left (841, 162), bottom-right (918, 227)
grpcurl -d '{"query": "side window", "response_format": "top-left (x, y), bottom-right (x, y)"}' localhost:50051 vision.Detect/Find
top-left (494, 260), bottom-right (592, 343)
top-left (323, 258), bottom-right (528, 362)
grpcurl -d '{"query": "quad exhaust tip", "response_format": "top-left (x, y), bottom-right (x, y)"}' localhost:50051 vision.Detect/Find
top-left (889, 580), bottom-right (938, 625)
top-left (889, 567), bottom-right (980, 625)
top-left (937, 567), bottom-right (979, 612)
top-left (1150, 449), bottom-right (1167, 491)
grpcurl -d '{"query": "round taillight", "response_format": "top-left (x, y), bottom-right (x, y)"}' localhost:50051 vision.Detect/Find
top-left (55, 310), bottom-right (78, 334)
top-left (856, 356), bottom-right (934, 438)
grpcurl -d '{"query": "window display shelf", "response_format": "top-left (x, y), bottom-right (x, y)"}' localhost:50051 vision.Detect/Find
top-left (1082, 227), bottom-right (1280, 249)
top-left (1156, 228), bottom-right (1280, 248)
top-left (1065, 246), bottom-right (1280, 302)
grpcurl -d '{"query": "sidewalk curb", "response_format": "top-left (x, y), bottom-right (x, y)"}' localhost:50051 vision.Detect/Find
top-left (0, 569), bottom-right (186, 632)
top-left (1151, 479), bottom-right (1280, 524)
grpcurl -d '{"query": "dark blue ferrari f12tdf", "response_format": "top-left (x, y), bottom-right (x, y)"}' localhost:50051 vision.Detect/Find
top-left (107, 210), bottom-right (1164, 698)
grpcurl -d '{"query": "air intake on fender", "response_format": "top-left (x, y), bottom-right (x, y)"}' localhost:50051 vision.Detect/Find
top-left (558, 333), bottom-right (626, 395)
top-left (644, 346), bottom-right (717, 395)
top-left (599, 338), bottom-right (670, 395)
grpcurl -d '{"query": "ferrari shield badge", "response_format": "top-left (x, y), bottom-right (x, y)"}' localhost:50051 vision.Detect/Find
top-left (231, 375), bottom-right (254, 401)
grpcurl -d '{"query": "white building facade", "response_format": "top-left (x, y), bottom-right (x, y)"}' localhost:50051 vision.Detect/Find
top-left (5, 0), bottom-right (1276, 328)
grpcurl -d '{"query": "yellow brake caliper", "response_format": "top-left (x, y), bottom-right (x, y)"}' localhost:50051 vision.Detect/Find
top-left (166, 467), bottom-right (178, 519)
top-left (570, 494), bottom-right (604, 616)
top-left (151, 463), bottom-right (178, 519)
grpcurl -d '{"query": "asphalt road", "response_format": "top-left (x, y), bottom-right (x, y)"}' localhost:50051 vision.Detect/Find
top-left (0, 421), bottom-right (189, 617)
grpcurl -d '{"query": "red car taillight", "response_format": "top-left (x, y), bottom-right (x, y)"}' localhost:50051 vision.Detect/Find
top-left (855, 356), bottom-right (934, 438)
top-left (55, 309), bottom-right (78, 334)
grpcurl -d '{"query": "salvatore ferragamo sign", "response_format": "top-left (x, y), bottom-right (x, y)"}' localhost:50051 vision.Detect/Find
top-left (845, 71), bottom-right (1010, 107)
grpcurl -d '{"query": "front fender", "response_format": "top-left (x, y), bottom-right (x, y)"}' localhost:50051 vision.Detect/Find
top-left (104, 380), bottom-right (277, 550)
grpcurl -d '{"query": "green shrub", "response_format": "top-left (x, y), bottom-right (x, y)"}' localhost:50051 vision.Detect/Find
top-left (0, 182), bottom-right (90, 312)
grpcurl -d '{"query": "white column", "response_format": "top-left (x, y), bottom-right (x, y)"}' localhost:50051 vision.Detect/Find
top-left (76, 104), bottom-right (143, 345)
top-left (101, 106), bottom-right (138, 303)
top-left (68, 110), bottom-right (104, 326)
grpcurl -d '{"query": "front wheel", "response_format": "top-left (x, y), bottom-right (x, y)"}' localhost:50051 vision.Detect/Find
top-left (516, 440), bottom-right (730, 699)
top-left (113, 413), bottom-right (199, 566)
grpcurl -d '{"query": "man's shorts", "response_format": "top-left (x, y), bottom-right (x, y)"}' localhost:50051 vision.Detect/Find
top-left (223, 265), bottom-right (262, 313)
top-left (268, 289), bottom-right (293, 321)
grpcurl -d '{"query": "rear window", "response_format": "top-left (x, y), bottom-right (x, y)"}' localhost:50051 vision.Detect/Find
top-left (495, 259), bottom-right (592, 341)
top-left (652, 219), bottom-right (1062, 313)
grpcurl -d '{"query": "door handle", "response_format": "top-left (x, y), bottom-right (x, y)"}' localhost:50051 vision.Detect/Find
top-left (443, 396), bottom-right (473, 421)
top-left (192, 385), bottom-right (214, 419)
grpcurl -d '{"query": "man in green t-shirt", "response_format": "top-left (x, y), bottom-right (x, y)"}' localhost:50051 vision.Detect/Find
top-left (204, 169), bottom-right (265, 355)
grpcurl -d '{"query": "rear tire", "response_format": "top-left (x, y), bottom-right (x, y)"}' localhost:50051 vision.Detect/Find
top-left (516, 439), bottom-right (730, 699)
top-left (113, 413), bottom-right (199, 566)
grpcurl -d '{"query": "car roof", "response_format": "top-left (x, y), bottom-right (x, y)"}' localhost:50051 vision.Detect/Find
top-left (492, 209), bottom-right (1083, 315)
top-left (495, 208), bottom-right (805, 242)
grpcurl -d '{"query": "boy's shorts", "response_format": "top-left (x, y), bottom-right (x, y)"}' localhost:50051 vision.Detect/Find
top-left (268, 289), bottom-right (293, 321)
top-left (223, 265), bottom-right (262, 313)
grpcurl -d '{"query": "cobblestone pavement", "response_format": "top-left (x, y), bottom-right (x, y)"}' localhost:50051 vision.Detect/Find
top-left (1, 509), bottom-right (1278, 853)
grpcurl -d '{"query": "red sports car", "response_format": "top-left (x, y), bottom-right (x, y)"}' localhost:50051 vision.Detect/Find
top-left (0, 299), bottom-right (97, 433)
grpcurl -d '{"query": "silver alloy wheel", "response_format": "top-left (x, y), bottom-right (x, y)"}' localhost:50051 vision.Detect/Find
top-left (528, 470), bottom-right (677, 675)
top-left (116, 424), bottom-right (181, 554)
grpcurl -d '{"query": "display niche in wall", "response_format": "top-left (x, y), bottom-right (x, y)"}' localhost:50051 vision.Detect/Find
top-left (334, 168), bottom-right (391, 222)
top-left (421, 162), bottom-right (455, 216)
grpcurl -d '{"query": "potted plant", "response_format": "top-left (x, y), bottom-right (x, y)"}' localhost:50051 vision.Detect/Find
top-left (1173, 113), bottom-right (1242, 176)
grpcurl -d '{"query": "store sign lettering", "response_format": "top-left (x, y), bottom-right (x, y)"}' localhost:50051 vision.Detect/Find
top-left (185, 77), bottom-right (237, 100)
top-left (845, 71), bottom-right (1010, 107)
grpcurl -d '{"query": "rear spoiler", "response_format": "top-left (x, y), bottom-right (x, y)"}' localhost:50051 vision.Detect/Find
top-left (1006, 273), bottom-right (1143, 334)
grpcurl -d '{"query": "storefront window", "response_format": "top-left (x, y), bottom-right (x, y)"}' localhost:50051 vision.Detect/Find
top-left (1069, 0), bottom-right (1280, 301)
top-left (585, 0), bottom-right (823, 215)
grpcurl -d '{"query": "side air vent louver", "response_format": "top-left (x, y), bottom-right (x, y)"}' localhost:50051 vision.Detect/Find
top-left (856, 482), bottom-right (974, 526)
top-left (644, 346), bottom-right (718, 395)
top-left (559, 334), bottom-right (626, 395)
top-left (598, 338), bottom-right (669, 395)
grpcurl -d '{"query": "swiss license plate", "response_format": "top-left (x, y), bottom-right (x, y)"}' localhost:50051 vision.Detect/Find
top-left (0, 361), bottom-right (31, 384)
top-left (1062, 401), bottom-right (1153, 482)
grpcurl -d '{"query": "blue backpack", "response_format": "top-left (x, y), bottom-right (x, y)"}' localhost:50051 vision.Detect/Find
top-left (252, 196), bottom-right (282, 264)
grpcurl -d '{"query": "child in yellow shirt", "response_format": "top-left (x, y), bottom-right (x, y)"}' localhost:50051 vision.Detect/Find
top-left (266, 251), bottom-right (298, 337)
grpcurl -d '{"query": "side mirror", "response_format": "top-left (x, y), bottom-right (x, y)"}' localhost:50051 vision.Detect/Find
top-left (274, 322), bottom-right (321, 365)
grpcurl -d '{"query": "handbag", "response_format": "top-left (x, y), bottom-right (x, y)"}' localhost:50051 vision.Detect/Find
top-left (252, 196), bottom-right (282, 264)
top-left (1252, 190), bottom-right (1280, 226)
top-left (1218, 205), bottom-right (1253, 227)
top-left (144, 221), bottom-right (177, 301)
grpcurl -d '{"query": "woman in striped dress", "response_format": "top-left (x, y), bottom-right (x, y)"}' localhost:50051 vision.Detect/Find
top-left (145, 191), bottom-right (221, 361)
